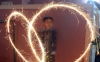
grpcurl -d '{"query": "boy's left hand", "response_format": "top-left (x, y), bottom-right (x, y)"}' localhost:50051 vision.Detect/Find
top-left (51, 51), bottom-right (56, 55)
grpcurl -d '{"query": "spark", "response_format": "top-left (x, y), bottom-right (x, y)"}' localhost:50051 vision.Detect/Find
top-left (29, 3), bottom-right (94, 62)
top-left (6, 11), bottom-right (29, 62)
top-left (6, 3), bottom-right (95, 62)
top-left (6, 11), bottom-right (45, 62)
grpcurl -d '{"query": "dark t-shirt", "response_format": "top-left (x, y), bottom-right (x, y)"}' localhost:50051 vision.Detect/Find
top-left (39, 28), bottom-right (56, 53)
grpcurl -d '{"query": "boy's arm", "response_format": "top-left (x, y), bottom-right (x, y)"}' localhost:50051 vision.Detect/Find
top-left (51, 30), bottom-right (56, 55)
top-left (52, 30), bottom-right (57, 50)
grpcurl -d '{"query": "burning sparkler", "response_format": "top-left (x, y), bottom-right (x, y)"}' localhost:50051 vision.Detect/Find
top-left (6, 3), bottom-right (95, 62)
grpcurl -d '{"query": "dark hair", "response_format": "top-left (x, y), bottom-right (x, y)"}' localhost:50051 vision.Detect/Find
top-left (43, 16), bottom-right (53, 22)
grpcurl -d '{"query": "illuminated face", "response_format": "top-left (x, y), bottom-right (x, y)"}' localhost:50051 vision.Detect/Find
top-left (44, 19), bottom-right (53, 30)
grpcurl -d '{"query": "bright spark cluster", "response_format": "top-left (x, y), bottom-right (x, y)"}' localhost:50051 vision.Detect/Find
top-left (6, 3), bottom-right (95, 62)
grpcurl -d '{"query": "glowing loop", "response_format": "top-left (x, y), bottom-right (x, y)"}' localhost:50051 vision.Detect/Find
top-left (6, 3), bottom-right (94, 62)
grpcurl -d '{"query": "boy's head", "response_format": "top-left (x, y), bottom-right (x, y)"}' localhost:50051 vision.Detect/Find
top-left (43, 16), bottom-right (54, 30)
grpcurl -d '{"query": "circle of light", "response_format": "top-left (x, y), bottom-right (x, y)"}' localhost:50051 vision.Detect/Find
top-left (6, 3), bottom-right (94, 62)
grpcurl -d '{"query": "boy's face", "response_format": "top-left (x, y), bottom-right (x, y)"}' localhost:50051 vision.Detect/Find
top-left (44, 19), bottom-right (53, 30)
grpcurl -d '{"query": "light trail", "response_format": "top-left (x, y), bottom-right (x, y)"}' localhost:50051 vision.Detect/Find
top-left (6, 3), bottom-right (95, 62)
top-left (29, 3), bottom-right (94, 62)
top-left (6, 11), bottom-right (29, 62)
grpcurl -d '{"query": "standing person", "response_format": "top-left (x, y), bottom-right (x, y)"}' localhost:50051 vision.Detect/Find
top-left (39, 16), bottom-right (56, 62)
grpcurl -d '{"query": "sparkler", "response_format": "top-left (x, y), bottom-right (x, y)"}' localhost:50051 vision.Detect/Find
top-left (6, 3), bottom-right (95, 62)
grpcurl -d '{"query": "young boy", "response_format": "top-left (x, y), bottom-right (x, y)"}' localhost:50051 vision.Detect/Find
top-left (39, 16), bottom-right (56, 62)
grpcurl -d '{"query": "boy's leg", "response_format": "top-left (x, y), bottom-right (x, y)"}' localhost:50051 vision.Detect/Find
top-left (46, 52), bottom-right (50, 62)
top-left (49, 55), bottom-right (55, 62)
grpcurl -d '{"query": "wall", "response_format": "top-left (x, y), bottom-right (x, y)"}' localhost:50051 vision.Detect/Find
top-left (13, 9), bottom-right (86, 62)
top-left (0, 23), bottom-right (14, 62)
top-left (31, 0), bottom-right (87, 4)
top-left (0, 7), bottom-right (91, 62)
top-left (0, 0), bottom-right (88, 5)
top-left (0, 0), bottom-right (21, 5)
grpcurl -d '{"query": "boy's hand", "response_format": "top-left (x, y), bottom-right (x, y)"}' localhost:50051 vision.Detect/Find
top-left (51, 51), bottom-right (56, 55)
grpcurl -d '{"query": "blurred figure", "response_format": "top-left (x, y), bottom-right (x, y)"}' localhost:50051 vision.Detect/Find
top-left (39, 16), bottom-right (57, 62)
